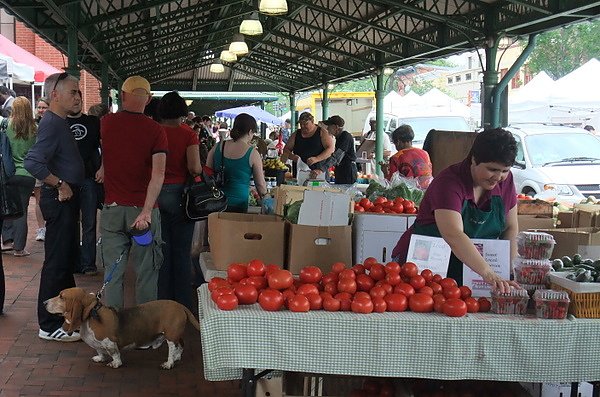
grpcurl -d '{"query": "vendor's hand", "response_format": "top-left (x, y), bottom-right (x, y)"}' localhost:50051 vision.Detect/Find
top-left (483, 271), bottom-right (521, 294)
top-left (306, 157), bottom-right (317, 166)
top-left (309, 169), bottom-right (323, 179)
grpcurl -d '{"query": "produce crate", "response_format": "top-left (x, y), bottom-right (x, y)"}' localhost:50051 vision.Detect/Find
top-left (547, 272), bottom-right (600, 318)
top-left (517, 199), bottom-right (553, 216)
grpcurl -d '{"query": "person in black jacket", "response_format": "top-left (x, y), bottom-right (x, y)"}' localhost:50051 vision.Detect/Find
top-left (314, 115), bottom-right (357, 184)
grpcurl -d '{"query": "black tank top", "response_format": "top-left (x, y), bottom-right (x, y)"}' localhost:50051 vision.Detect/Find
top-left (293, 127), bottom-right (325, 163)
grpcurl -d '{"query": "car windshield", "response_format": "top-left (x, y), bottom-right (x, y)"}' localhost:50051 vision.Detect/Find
top-left (525, 133), bottom-right (600, 166)
top-left (395, 116), bottom-right (470, 142)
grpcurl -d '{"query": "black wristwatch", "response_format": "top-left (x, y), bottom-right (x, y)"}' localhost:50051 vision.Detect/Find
top-left (54, 179), bottom-right (63, 189)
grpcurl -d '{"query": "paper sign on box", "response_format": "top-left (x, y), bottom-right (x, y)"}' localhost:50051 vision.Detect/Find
top-left (298, 190), bottom-right (350, 226)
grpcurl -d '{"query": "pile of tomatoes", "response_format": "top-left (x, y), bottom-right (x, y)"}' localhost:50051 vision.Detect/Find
top-left (209, 258), bottom-right (491, 318)
top-left (516, 193), bottom-right (534, 200)
top-left (354, 197), bottom-right (417, 214)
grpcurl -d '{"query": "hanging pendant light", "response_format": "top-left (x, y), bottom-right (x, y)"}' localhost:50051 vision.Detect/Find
top-left (259, 0), bottom-right (288, 15)
top-left (220, 50), bottom-right (237, 63)
top-left (209, 61), bottom-right (225, 74)
top-left (229, 33), bottom-right (249, 56)
top-left (240, 12), bottom-right (263, 36)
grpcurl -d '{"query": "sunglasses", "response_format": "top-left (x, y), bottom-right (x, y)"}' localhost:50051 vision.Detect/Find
top-left (52, 72), bottom-right (69, 91)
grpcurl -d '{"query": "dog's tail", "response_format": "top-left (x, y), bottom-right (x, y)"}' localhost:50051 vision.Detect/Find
top-left (184, 307), bottom-right (201, 332)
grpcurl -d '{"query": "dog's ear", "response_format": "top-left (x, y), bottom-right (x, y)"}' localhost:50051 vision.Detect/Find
top-left (81, 293), bottom-right (97, 321)
top-left (63, 295), bottom-right (83, 334)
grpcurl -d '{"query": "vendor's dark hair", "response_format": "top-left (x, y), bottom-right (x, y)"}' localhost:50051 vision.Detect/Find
top-left (470, 128), bottom-right (517, 166)
top-left (230, 113), bottom-right (257, 141)
top-left (158, 91), bottom-right (187, 119)
top-left (391, 124), bottom-right (415, 143)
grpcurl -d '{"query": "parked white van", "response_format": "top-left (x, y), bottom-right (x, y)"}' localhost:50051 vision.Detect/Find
top-left (507, 123), bottom-right (600, 203)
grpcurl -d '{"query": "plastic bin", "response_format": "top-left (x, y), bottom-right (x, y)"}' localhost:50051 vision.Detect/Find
top-left (533, 289), bottom-right (570, 319)
top-left (516, 231), bottom-right (556, 259)
top-left (514, 258), bottom-right (553, 284)
top-left (491, 289), bottom-right (529, 315)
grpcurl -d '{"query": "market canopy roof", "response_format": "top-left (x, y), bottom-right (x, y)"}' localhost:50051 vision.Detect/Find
top-left (215, 105), bottom-right (283, 126)
top-left (0, 53), bottom-right (35, 84)
top-left (0, 34), bottom-right (60, 82)
top-left (1, 1), bottom-right (599, 92)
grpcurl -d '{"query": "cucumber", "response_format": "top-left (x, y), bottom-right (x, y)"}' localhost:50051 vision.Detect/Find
top-left (573, 254), bottom-right (582, 265)
top-left (552, 259), bottom-right (564, 271)
top-left (562, 256), bottom-right (573, 267)
top-left (576, 270), bottom-right (593, 282)
top-left (584, 258), bottom-right (594, 266)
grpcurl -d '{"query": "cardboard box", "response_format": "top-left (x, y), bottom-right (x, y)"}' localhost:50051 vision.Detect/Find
top-left (208, 212), bottom-right (287, 269)
top-left (287, 224), bottom-right (352, 274)
top-left (353, 213), bottom-right (416, 263)
top-left (573, 203), bottom-right (600, 227)
top-left (426, 130), bottom-right (478, 177)
top-left (518, 215), bottom-right (554, 232)
top-left (556, 212), bottom-right (573, 228)
top-left (517, 200), bottom-right (554, 216)
top-left (273, 185), bottom-right (352, 217)
top-left (535, 227), bottom-right (600, 259)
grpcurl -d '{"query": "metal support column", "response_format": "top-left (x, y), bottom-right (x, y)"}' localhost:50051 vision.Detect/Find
top-left (289, 91), bottom-right (296, 130)
top-left (481, 36), bottom-right (499, 130)
top-left (321, 83), bottom-right (329, 120)
top-left (66, 4), bottom-right (80, 78)
top-left (100, 63), bottom-right (109, 107)
top-left (375, 69), bottom-right (385, 176)
top-left (260, 100), bottom-right (266, 139)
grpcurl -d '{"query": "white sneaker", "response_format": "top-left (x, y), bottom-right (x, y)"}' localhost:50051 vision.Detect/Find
top-left (35, 228), bottom-right (46, 242)
top-left (38, 328), bottom-right (81, 342)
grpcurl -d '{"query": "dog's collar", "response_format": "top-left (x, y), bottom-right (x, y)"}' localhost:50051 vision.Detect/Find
top-left (90, 301), bottom-right (103, 321)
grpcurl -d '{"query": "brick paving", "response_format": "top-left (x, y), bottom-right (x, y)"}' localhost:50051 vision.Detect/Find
top-left (0, 199), bottom-right (240, 397)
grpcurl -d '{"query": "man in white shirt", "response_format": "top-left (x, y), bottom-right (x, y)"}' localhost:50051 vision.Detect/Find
top-left (363, 118), bottom-right (395, 159)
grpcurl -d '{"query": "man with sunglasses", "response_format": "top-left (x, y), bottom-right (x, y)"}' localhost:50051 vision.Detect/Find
top-left (24, 72), bottom-right (85, 342)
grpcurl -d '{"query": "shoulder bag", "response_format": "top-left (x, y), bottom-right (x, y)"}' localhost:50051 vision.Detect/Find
top-left (182, 141), bottom-right (227, 221)
top-left (0, 119), bottom-right (16, 179)
top-left (0, 149), bottom-right (23, 220)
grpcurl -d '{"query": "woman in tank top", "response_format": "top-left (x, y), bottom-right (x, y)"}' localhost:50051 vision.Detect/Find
top-left (281, 112), bottom-right (334, 168)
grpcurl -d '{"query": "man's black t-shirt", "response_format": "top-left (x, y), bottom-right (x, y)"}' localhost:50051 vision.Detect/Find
top-left (67, 114), bottom-right (101, 178)
top-left (334, 130), bottom-right (357, 184)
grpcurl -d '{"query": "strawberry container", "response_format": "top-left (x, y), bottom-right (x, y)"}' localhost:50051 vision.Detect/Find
top-left (514, 259), bottom-right (553, 284)
top-left (491, 289), bottom-right (530, 315)
top-left (533, 289), bottom-right (570, 319)
top-left (516, 232), bottom-right (556, 260)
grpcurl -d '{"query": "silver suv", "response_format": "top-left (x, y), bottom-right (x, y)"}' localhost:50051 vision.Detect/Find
top-left (507, 124), bottom-right (600, 203)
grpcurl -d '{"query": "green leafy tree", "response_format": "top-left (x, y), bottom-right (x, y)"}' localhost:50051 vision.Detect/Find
top-left (527, 20), bottom-right (600, 79)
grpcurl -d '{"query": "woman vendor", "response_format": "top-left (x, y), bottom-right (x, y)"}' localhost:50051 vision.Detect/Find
top-left (392, 128), bottom-right (521, 293)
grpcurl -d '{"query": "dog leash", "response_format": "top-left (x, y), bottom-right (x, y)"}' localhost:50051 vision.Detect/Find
top-left (96, 249), bottom-right (126, 300)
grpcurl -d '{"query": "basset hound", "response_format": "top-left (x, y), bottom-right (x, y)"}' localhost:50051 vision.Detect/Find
top-left (44, 287), bottom-right (201, 369)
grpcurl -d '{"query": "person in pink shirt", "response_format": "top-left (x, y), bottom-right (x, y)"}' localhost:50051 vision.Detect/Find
top-left (392, 128), bottom-right (521, 293)
top-left (387, 124), bottom-right (432, 188)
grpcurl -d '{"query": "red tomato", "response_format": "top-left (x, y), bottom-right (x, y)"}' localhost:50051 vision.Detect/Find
top-left (351, 296), bottom-right (374, 314)
top-left (339, 269), bottom-right (356, 280)
top-left (299, 266), bottom-right (323, 284)
top-left (368, 297), bottom-right (384, 313)
top-left (305, 293), bottom-right (323, 310)
top-left (354, 204), bottom-right (365, 212)
top-left (372, 205), bottom-right (385, 213)
top-left (246, 259), bottom-right (266, 277)
top-left (245, 276), bottom-right (268, 291)
top-left (459, 286), bottom-right (472, 300)
top-left (409, 275), bottom-right (426, 290)
top-left (323, 281), bottom-right (338, 295)
top-left (381, 201), bottom-right (393, 209)
top-left (296, 283), bottom-right (320, 296)
top-left (376, 281), bottom-right (393, 295)
top-left (420, 269), bottom-right (434, 282)
top-left (369, 263), bottom-right (386, 281)
top-left (334, 292), bottom-right (353, 301)
top-left (427, 281), bottom-right (443, 295)
top-left (443, 298), bottom-right (468, 317)
top-left (385, 261), bottom-right (401, 274)
top-left (385, 271), bottom-right (402, 286)
top-left (439, 277), bottom-right (458, 290)
top-left (319, 291), bottom-right (332, 301)
top-left (359, 198), bottom-right (373, 209)
top-left (337, 296), bottom-right (352, 311)
top-left (321, 272), bottom-right (338, 285)
top-left (363, 257), bottom-right (378, 268)
top-left (211, 286), bottom-right (234, 302)
top-left (464, 297), bottom-right (480, 313)
top-left (208, 277), bottom-right (230, 292)
top-left (265, 264), bottom-right (281, 275)
top-left (369, 285), bottom-right (387, 300)
top-left (403, 200), bottom-right (415, 210)
top-left (392, 203), bottom-right (404, 213)
top-left (432, 274), bottom-right (443, 283)
top-left (409, 293), bottom-right (434, 313)
top-left (267, 269), bottom-right (294, 290)
top-left (227, 263), bottom-right (248, 282)
top-left (418, 286), bottom-right (434, 297)
top-left (356, 274), bottom-right (375, 292)
top-left (384, 293), bottom-right (408, 312)
top-left (351, 264), bottom-right (366, 275)
top-left (281, 289), bottom-right (295, 305)
top-left (234, 284), bottom-right (258, 305)
top-left (337, 277), bottom-right (357, 294)
top-left (288, 295), bottom-right (310, 312)
top-left (323, 297), bottom-right (341, 311)
top-left (258, 289), bottom-right (284, 311)
top-left (331, 262), bottom-right (346, 273)
top-left (478, 297), bottom-right (491, 312)
top-left (401, 262), bottom-right (419, 278)
top-left (404, 207), bottom-right (418, 214)
top-left (394, 282), bottom-right (415, 298)
top-left (374, 196), bottom-right (387, 205)
top-left (433, 294), bottom-right (446, 313)
top-left (443, 286), bottom-right (462, 300)
top-left (216, 293), bottom-right (238, 310)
